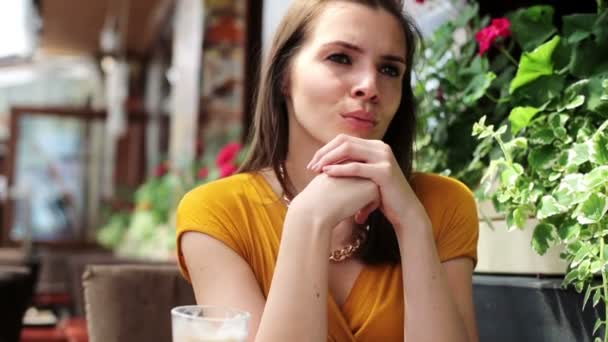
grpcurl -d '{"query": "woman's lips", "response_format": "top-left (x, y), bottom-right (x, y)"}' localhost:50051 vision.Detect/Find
top-left (340, 115), bottom-right (376, 131)
top-left (340, 110), bottom-right (377, 131)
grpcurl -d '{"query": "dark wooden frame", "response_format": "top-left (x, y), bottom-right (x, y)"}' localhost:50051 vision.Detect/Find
top-left (2, 106), bottom-right (163, 247)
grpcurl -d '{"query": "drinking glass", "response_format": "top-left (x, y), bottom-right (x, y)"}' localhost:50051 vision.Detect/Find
top-left (171, 305), bottom-right (250, 342)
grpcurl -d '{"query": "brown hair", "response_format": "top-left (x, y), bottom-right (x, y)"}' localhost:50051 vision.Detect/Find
top-left (240, 0), bottom-right (422, 265)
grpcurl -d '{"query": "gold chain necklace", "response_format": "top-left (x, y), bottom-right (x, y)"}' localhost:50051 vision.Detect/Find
top-left (278, 164), bottom-right (369, 262)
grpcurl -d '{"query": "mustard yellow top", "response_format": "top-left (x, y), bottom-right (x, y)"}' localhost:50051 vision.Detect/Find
top-left (176, 172), bottom-right (479, 342)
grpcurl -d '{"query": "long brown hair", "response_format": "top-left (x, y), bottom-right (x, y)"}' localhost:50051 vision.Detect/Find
top-left (240, 0), bottom-right (422, 265)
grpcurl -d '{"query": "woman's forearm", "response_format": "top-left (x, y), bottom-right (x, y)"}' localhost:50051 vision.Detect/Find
top-left (396, 217), bottom-right (469, 342)
top-left (255, 209), bottom-right (332, 342)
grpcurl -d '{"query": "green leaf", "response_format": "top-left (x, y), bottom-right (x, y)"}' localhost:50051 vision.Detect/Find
top-left (557, 222), bottom-right (581, 242)
top-left (593, 318), bottom-right (604, 335)
top-left (500, 166), bottom-right (519, 187)
top-left (562, 14), bottom-right (596, 44)
top-left (510, 36), bottom-right (561, 94)
top-left (568, 142), bottom-right (592, 166)
top-left (584, 166), bottom-right (608, 190)
top-left (554, 174), bottom-right (588, 208)
top-left (463, 72), bottom-right (496, 105)
top-left (513, 206), bottom-right (528, 229)
top-left (570, 38), bottom-right (608, 79)
top-left (529, 128), bottom-right (556, 145)
top-left (593, 289), bottom-right (602, 307)
top-left (528, 145), bottom-right (558, 170)
top-left (572, 246), bottom-right (589, 267)
top-left (562, 95), bottom-right (586, 111)
top-left (578, 259), bottom-right (591, 280)
top-left (564, 268), bottom-right (579, 284)
top-left (565, 79), bottom-right (590, 99)
top-left (509, 106), bottom-right (541, 134)
top-left (532, 222), bottom-right (556, 255)
top-left (576, 192), bottom-right (608, 224)
top-left (538, 195), bottom-right (566, 219)
top-left (591, 132), bottom-right (608, 164)
top-left (509, 6), bottom-right (557, 51)
top-left (505, 138), bottom-right (529, 156)
top-left (583, 284), bottom-right (593, 310)
top-left (590, 260), bottom-right (603, 273)
top-left (587, 76), bottom-right (608, 114)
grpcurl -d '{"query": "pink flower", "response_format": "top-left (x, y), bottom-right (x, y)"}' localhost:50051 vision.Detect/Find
top-left (476, 18), bottom-right (511, 56)
top-left (219, 163), bottom-right (238, 178)
top-left (415, 0), bottom-right (425, 3)
top-left (216, 142), bottom-right (242, 167)
top-left (197, 167), bottom-right (209, 180)
top-left (491, 18), bottom-right (511, 37)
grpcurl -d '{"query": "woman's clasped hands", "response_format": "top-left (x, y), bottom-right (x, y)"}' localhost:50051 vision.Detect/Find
top-left (303, 134), bottom-right (424, 231)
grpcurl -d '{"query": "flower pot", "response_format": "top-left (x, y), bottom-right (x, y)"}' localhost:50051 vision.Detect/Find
top-left (476, 200), bottom-right (568, 275)
top-left (473, 274), bottom-right (604, 342)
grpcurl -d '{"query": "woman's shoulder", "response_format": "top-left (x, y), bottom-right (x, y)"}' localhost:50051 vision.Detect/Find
top-left (183, 172), bottom-right (254, 202)
top-left (177, 172), bottom-right (258, 217)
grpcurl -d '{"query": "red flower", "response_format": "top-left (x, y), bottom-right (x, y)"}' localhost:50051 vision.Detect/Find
top-left (216, 142), bottom-right (242, 167)
top-left (197, 167), bottom-right (209, 180)
top-left (491, 18), bottom-right (511, 37)
top-left (475, 18), bottom-right (511, 56)
top-left (219, 163), bottom-right (238, 178)
top-left (415, 0), bottom-right (425, 3)
top-left (154, 162), bottom-right (169, 177)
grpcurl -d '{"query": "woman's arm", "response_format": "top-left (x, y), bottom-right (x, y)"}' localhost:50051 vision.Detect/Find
top-left (395, 216), bottom-right (477, 342)
top-left (182, 174), bottom-right (379, 342)
top-left (307, 134), bottom-right (478, 341)
top-left (255, 207), bottom-right (333, 341)
top-left (182, 211), bottom-right (332, 342)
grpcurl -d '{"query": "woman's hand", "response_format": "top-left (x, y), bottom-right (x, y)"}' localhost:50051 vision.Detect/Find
top-left (291, 172), bottom-right (380, 229)
top-left (306, 134), bottom-right (425, 229)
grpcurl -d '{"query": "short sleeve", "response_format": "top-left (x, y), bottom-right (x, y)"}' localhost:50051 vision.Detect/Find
top-left (175, 180), bottom-right (248, 282)
top-left (413, 174), bottom-right (479, 265)
top-left (435, 178), bottom-right (479, 265)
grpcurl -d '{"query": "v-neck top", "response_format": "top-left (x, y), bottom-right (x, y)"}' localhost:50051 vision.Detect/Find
top-left (176, 172), bottom-right (479, 341)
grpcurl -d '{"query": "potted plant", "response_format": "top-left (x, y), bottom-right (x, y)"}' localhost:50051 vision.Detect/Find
top-left (469, 2), bottom-right (608, 340)
top-left (414, 2), bottom-right (570, 274)
top-left (416, 1), bottom-right (608, 339)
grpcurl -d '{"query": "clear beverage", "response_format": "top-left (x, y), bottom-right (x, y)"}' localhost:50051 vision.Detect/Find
top-left (171, 305), bottom-right (250, 342)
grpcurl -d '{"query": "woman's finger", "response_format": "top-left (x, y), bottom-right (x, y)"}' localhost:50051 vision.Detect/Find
top-left (307, 134), bottom-right (366, 169)
top-left (310, 141), bottom-right (375, 172)
top-left (321, 161), bottom-right (388, 184)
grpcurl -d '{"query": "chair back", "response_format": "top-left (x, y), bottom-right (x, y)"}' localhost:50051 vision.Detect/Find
top-left (83, 264), bottom-right (195, 342)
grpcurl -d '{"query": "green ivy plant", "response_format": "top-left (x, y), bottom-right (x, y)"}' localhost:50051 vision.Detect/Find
top-left (472, 4), bottom-right (608, 340)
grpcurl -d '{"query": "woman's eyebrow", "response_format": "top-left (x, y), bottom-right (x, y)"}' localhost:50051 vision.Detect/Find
top-left (321, 40), bottom-right (406, 65)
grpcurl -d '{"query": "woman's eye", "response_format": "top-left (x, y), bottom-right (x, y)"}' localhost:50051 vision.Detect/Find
top-left (327, 53), bottom-right (351, 65)
top-left (380, 64), bottom-right (400, 77)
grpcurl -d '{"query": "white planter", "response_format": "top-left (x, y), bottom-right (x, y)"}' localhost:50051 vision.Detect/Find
top-left (475, 200), bottom-right (568, 275)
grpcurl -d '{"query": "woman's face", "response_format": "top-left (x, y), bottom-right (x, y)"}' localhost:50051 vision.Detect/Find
top-left (284, 1), bottom-right (407, 145)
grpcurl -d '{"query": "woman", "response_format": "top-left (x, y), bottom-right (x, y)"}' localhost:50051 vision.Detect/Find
top-left (177, 0), bottom-right (479, 341)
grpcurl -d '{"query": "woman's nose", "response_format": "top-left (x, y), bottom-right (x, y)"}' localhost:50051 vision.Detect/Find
top-left (350, 70), bottom-right (379, 103)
